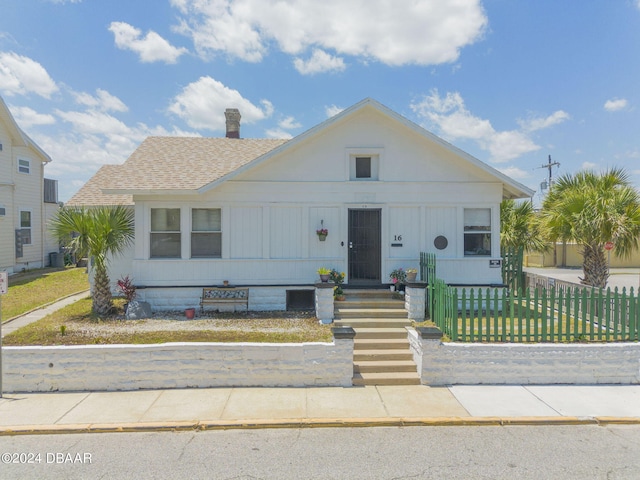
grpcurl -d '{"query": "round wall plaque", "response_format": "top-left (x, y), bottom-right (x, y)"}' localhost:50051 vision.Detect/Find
top-left (434, 235), bottom-right (448, 250)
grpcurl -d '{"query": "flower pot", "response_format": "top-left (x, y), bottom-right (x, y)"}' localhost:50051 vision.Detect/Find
top-left (320, 274), bottom-right (330, 282)
top-left (318, 234), bottom-right (327, 241)
top-left (185, 308), bottom-right (196, 320)
top-left (335, 294), bottom-right (346, 301)
top-left (390, 285), bottom-right (395, 291)
top-left (406, 272), bottom-right (417, 282)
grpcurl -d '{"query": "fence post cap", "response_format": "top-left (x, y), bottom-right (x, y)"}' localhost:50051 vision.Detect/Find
top-left (331, 326), bottom-right (356, 339)
top-left (416, 326), bottom-right (443, 339)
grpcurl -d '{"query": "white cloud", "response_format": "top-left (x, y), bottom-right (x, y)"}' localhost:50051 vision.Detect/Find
top-left (497, 166), bottom-right (529, 180)
top-left (278, 116), bottom-right (301, 130)
top-left (73, 88), bottom-right (128, 112)
top-left (294, 49), bottom-right (345, 75)
top-left (411, 89), bottom-right (559, 163)
top-left (47, 0), bottom-right (82, 3)
top-left (518, 110), bottom-right (570, 132)
top-left (55, 109), bottom-right (132, 136)
top-left (264, 128), bottom-right (293, 139)
top-left (604, 98), bottom-right (628, 112)
top-left (109, 21), bottom-right (188, 64)
top-left (0, 52), bottom-right (58, 98)
top-left (168, 76), bottom-right (273, 131)
top-left (10, 105), bottom-right (56, 128)
top-left (325, 104), bottom-right (344, 117)
top-left (171, 0), bottom-right (487, 68)
top-left (582, 161), bottom-right (598, 169)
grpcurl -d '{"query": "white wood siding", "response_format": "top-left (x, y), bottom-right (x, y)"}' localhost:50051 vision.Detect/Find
top-left (270, 206), bottom-right (303, 259)
top-left (388, 206), bottom-right (420, 259)
top-left (425, 207), bottom-right (457, 258)
top-left (230, 206), bottom-right (263, 259)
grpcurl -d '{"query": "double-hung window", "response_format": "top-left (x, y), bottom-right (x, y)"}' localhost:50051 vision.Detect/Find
top-left (19, 210), bottom-right (32, 245)
top-left (464, 208), bottom-right (491, 256)
top-left (150, 208), bottom-right (181, 258)
top-left (191, 208), bottom-right (222, 258)
top-left (18, 159), bottom-right (30, 174)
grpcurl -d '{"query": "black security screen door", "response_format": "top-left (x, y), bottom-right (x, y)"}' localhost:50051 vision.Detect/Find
top-left (348, 209), bottom-right (381, 285)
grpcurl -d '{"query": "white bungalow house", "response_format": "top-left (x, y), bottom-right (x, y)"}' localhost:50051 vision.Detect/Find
top-left (68, 98), bottom-right (534, 311)
top-left (0, 96), bottom-right (59, 274)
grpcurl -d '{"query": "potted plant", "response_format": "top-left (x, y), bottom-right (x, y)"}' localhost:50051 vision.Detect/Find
top-left (406, 268), bottom-right (418, 282)
top-left (317, 267), bottom-right (331, 282)
top-left (389, 268), bottom-right (406, 291)
top-left (330, 269), bottom-right (346, 300)
top-left (316, 227), bottom-right (328, 241)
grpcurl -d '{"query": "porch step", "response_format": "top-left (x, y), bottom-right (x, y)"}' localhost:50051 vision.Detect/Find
top-left (354, 349), bottom-right (414, 362)
top-left (334, 318), bottom-right (411, 328)
top-left (337, 288), bottom-right (419, 386)
top-left (352, 327), bottom-right (408, 339)
top-left (335, 308), bottom-right (407, 319)
top-left (354, 360), bottom-right (417, 373)
top-left (354, 338), bottom-right (410, 350)
top-left (333, 317), bottom-right (411, 328)
top-left (352, 372), bottom-right (421, 386)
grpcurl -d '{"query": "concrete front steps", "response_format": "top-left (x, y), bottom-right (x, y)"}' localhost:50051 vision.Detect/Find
top-left (334, 289), bottom-right (420, 386)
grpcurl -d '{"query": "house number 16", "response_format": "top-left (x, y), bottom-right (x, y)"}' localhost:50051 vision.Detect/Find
top-left (393, 235), bottom-right (403, 241)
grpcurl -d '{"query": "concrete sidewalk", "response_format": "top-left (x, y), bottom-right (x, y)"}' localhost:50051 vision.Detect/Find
top-left (1, 290), bottom-right (90, 337)
top-left (1, 384), bottom-right (639, 435)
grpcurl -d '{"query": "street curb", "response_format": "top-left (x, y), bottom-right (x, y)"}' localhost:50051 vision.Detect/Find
top-left (2, 416), bottom-right (640, 435)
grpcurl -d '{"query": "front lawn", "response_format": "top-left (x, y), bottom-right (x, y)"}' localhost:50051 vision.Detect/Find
top-left (2, 298), bottom-right (333, 345)
top-left (1, 267), bottom-right (89, 321)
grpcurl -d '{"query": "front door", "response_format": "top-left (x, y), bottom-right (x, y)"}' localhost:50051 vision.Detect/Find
top-left (348, 209), bottom-right (381, 285)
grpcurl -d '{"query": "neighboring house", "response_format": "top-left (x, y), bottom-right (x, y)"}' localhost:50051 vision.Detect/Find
top-left (68, 98), bottom-right (534, 311)
top-left (0, 96), bottom-right (59, 274)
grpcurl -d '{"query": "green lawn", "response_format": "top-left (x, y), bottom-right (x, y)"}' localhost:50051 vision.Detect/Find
top-left (1, 267), bottom-right (89, 321)
top-left (3, 297), bottom-right (333, 346)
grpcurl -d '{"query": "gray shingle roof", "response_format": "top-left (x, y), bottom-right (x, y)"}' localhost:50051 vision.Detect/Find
top-left (102, 137), bottom-right (288, 193)
top-left (66, 165), bottom-right (134, 206)
top-left (67, 136), bottom-right (288, 206)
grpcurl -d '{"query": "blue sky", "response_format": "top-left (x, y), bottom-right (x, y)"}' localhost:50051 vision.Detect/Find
top-left (1, 0), bottom-right (639, 203)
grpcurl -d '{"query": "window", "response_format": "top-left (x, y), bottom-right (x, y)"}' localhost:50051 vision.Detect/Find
top-left (150, 208), bottom-right (181, 258)
top-left (355, 157), bottom-right (372, 178)
top-left (349, 154), bottom-right (379, 180)
top-left (19, 210), bottom-right (32, 245)
top-left (464, 208), bottom-right (491, 256)
top-left (18, 159), bottom-right (30, 174)
top-left (44, 179), bottom-right (58, 204)
top-left (191, 208), bottom-right (221, 258)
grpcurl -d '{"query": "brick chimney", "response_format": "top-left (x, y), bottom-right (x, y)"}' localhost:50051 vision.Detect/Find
top-left (225, 108), bottom-right (241, 138)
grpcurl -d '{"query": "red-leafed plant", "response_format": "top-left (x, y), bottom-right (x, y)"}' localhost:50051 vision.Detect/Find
top-left (116, 275), bottom-right (137, 303)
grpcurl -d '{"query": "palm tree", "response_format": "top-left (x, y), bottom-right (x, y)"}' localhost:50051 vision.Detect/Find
top-left (538, 168), bottom-right (640, 288)
top-left (500, 199), bottom-right (548, 252)
top-left (50, 206), bottom-right (134, 315)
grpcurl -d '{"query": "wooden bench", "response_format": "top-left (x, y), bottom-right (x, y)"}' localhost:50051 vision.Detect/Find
top-left (200, 287), bottom-right (249, 313)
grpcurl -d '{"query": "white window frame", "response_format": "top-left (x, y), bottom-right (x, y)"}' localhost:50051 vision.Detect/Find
top-left (191, 208), bottom-right (222, 258)
top-left (346, 147), bottom-right (383, 181)
top-left (463, 208), bottom-right (492, 257)
top-left (18, 158), bottom-right (31, 174)
top-left (19, 209), bottom-right (33, 245)
top-left (150, 207), bottom-right (181, 258)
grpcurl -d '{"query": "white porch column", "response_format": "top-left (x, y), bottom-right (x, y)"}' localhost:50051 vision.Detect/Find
top-left (315, 282), bottom-right (335, 324)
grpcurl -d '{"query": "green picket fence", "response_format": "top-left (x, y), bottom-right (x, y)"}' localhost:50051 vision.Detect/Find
top-left (430, 281), bottom-right (640, 343)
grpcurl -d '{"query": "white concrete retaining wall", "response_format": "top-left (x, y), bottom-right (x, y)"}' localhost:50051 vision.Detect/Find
top-left (138, 286), bottom-right (314, 312)
top-left (3, 339), bottom-right (354, 392)
top-left (408, 328), bottom-right (640, 385)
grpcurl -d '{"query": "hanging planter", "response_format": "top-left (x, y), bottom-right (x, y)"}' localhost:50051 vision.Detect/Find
top-left (316, 220), bottom-right (328, 241)
top-left (316, 228), bottom-right (328, 241)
